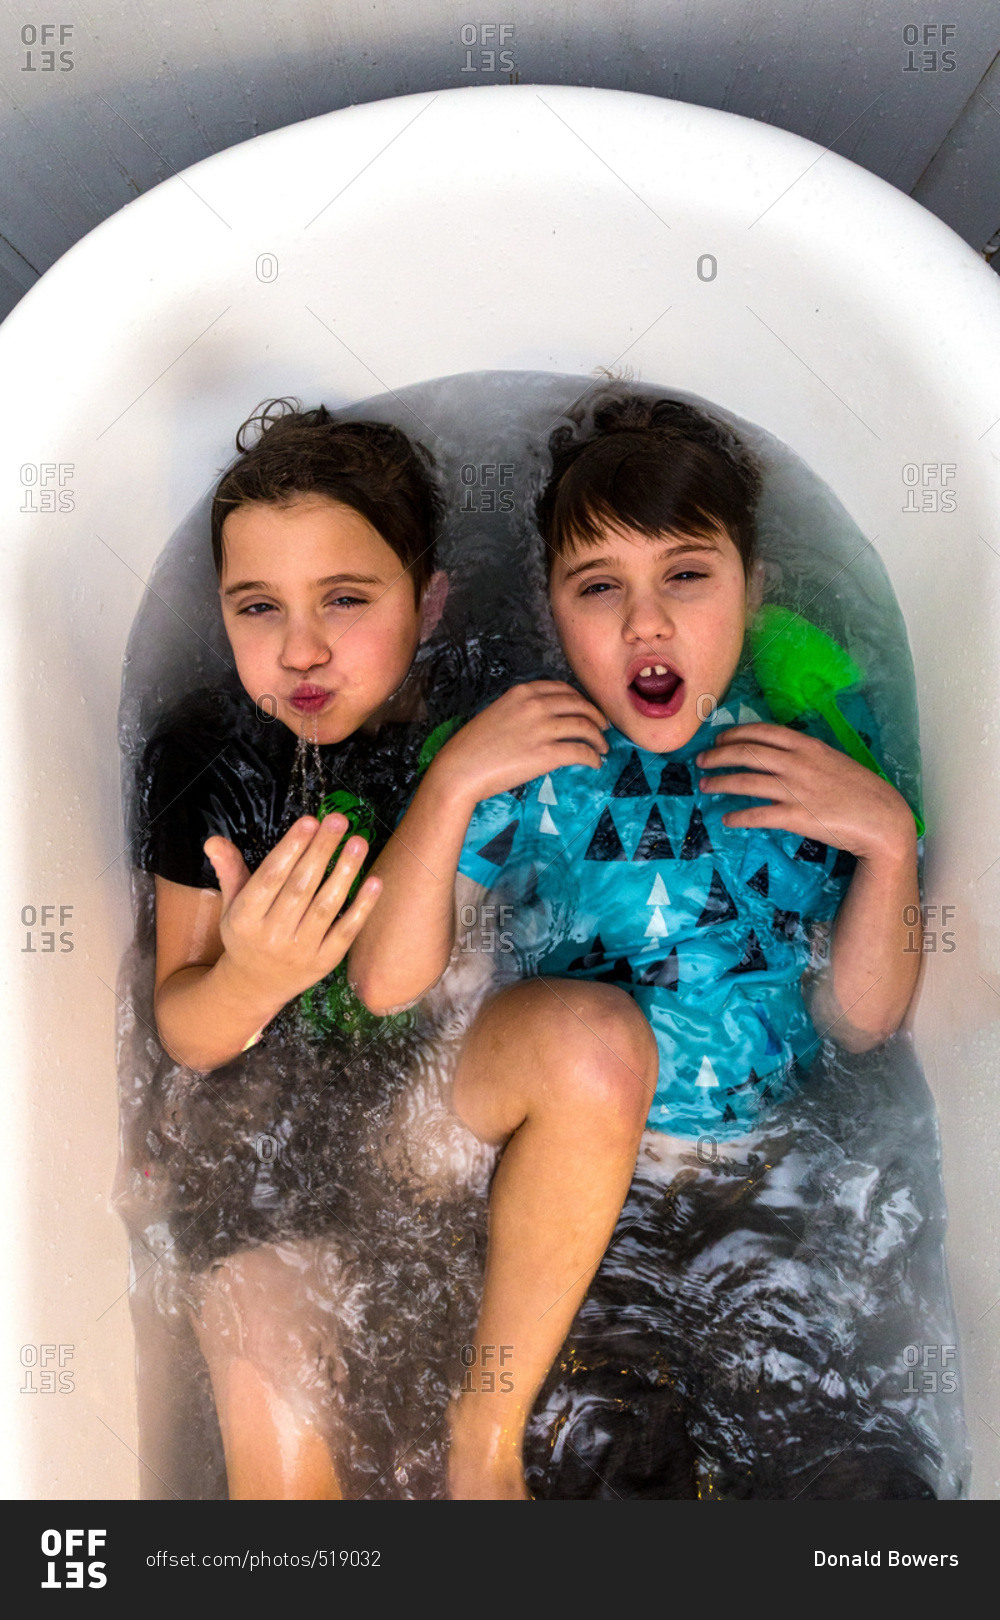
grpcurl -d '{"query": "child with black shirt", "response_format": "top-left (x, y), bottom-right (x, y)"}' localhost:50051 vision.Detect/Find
top-left (133, 400), bottom-right (507, 1497)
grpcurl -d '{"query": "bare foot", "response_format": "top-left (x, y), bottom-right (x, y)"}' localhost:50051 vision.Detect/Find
top-left (446, 1396), bottom-right (531, 1500)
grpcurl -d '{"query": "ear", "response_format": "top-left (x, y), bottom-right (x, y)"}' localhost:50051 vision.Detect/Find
top-left (745, 558), bottom-right (765, 620)
top-left (418, 569), bottom-right (449, 641)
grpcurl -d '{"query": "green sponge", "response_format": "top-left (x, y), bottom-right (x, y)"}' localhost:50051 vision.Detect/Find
top-left (748, 604), bottom-right (925, 837)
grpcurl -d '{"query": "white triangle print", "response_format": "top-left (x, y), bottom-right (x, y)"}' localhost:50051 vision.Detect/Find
top-left (738, 702), bottom-right (762, 723)
top-left (711, 707), bottom-right (735, 727)
top-left (538, 774), bottom-right (557, 806)
top-left (695, 1055), bottom-right (719, 1088)
top-left (645, 906), bottom-right (667, 938)
top-left (538, 806), bottom-right (560, 836)
top-left (646, 874), bottom-right (669, 906)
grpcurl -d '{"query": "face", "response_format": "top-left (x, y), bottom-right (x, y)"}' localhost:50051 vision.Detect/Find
top-left (218, 495), bottom-right (446, 744)
top-left (549, 521), bottom-right (758, 753)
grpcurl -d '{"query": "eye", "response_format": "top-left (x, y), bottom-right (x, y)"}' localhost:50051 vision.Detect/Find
top-left (327, 594), bottom-right (367, 609)
top-left (669, 570), bottom-right (708, 583)
top-left (579, 580), bottom-right (618, 597)
top-left (237, 601), bottom-right (274, 616)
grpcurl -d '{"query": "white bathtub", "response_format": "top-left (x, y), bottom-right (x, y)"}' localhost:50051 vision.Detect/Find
top-left (1, 84), bottom-right (998, 1500)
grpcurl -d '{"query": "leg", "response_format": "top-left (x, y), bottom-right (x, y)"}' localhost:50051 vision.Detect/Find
top-left (189, 1238), bottom-right (352, 1500)
top-left (447, 977), bottom-right (658, 1498)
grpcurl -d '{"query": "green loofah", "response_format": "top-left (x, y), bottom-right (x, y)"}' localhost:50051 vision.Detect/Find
top-left (748, 604), bottom-right (925, 837)
top-left (296, 959), bottom-right (415, 1044)
top-left (297, 713), bottom-right (467, 1041)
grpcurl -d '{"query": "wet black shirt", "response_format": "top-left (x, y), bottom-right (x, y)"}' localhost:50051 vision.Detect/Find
top-left (131, 635), bottom-right (514, 1044)
top-left (133, 636), bottom-right (511, 892)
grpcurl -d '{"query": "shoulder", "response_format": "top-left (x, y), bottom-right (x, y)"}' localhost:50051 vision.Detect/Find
top-left (457, 773), bottom-right (541, 884)
top-left (140, 684), bottom-right (286, 779)
top-left (418, 633), bottom-right (541, 725)
top-left (133, 684), bottom-right (292, 884)
top-left (140, 685), bottom-right (240, 765)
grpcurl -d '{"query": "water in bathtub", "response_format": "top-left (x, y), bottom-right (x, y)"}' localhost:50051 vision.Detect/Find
top-left (115, 370), bottom-right (968, 1499)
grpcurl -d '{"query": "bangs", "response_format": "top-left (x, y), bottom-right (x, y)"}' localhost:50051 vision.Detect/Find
top-left (545, 432), bottom-right (746, 572)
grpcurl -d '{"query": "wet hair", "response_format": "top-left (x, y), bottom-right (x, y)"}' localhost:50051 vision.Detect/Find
top-left (210, 398), bottom-right (444, 601)
top-left (535, 387), bottom-right (762, 580)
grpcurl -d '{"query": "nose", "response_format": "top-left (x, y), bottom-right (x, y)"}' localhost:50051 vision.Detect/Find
top-left (621, 587), bottom-right (675, 649)
top-left (279, 612), bottom-right (332, 673)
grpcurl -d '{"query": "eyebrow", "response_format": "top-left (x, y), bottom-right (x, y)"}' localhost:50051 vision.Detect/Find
top-left (560, 536), bottom-right (722, 581)
top-left (223, 572), bottom-right (384, 597)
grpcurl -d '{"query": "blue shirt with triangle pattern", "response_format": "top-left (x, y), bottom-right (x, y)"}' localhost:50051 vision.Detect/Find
top-left (455, 661), bottom-right (885, 1139)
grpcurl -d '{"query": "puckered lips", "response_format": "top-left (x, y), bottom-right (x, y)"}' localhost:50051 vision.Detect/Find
top-left (289, 683), bottom-right (333, 714)
top-left (626, 655), bottom-right (685, 719)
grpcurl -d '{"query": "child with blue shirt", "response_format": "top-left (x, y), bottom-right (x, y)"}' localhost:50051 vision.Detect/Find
top-left (349, 389), bottom-right (923, 1499)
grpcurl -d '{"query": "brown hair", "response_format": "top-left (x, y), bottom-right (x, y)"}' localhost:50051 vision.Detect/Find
top-left (535, 388), bottom-right (761, 578)
top-left (210, 398), bottom-right (443, 601)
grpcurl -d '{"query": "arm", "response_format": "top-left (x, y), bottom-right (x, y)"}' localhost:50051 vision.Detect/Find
top-left (153, 876), bottom-right (270, 1071)
top-left (802, 822), bottom-right (921, 1052)
top-left (346, 758), bottom-right (479, 1015)
top-left (349, 681), bottom-right (609, 1015)
top-left (696, 721), bottom-right (922, 1053)
top-left (153, 813), bottom-right (381, 1072)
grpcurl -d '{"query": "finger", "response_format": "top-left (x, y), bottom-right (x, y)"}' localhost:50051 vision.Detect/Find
top-left (514, 677), bottom-right (608, 714)
top-left (710, 722), bottom-right (815, 750)
top-left (202, 837), bottom-right (253, 908)
top-left (304, 834), bottom-right (371, 931)
top-left (233, 816), bottom-right (327, 919)
top-left (268, 813), bottom-right (353, 929)
top-left (538, 741), bottom-right (608, 773)
top-left (699, 740), bottom-right (802, 772)
top-left (545, 713), bottom-right (612, 754)
top-left (720, 805), bottom-right (814, 833)
top-left (698, 770), bottom-right (790, 801)
top-left (319, 873), bottom-right (384, 962)
top-left (530, 688), bottom-right (610, 730)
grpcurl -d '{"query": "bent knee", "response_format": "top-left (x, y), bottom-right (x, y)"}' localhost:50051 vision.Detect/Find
top-left (517, 978), bottom-right (657, 1129)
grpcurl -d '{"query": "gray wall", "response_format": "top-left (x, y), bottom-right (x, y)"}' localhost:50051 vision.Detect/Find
top-left (1, 1), bottom-right (998, 326)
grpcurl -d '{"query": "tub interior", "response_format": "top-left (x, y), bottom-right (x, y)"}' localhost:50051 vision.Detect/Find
top-left (114, 369), bottom-right (964, 1499)
top-left (1, 85), bottom-right (998, 1497)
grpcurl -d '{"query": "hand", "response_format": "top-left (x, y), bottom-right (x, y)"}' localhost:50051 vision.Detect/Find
top-left (203, 813), bottom-right (382, 1006)
top-left (427, 681), bottom-right (610, 809)
top-left (695, 723), bottom-right (917, 866)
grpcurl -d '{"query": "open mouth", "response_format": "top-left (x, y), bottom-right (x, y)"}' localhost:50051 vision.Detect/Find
top-left (627, 662), bottom-right (685, 719)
